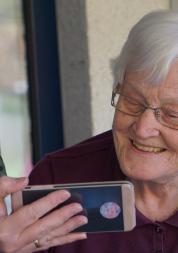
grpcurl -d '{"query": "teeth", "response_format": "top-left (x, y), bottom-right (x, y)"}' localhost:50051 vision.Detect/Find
top-left (132, 141), bottom-right (164, 153)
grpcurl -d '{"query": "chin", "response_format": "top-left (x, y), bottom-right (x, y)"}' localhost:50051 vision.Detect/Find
top-left (120, 162), bottom-right (168, 182)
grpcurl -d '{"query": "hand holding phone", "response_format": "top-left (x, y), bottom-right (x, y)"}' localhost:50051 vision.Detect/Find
top-left (0, 177), bottom-right (88, 252)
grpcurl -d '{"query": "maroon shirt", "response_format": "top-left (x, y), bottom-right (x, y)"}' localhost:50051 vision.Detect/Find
top-left (30, 130), bottom-right (178, 253)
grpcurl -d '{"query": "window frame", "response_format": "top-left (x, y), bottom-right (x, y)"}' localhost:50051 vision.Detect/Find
top-left (22, 0), bottom-right (64, 164)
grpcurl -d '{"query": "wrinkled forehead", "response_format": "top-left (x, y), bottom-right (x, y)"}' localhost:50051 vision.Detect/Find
top-left (122, 63), bottom-right (178, 101)
top-left (124, 61), bottom-right (178, 90)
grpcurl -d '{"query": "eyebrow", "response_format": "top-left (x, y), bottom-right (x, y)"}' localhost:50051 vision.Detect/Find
top-left (160, 88), bottom-right (178, 103)
top-left (163, 87), bottom-right (178, 95)
top-left (123, 81), bottom-right (145, 96)
top-left (125, 81), bottom-right (178, 91)
top-left (123, 82), bottom-right (178, 104)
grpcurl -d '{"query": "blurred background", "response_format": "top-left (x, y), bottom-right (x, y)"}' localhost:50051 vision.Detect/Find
top-left (0, 0), bottom-right (173, 177)
top-left (0, 0), bottom-right (31, 176)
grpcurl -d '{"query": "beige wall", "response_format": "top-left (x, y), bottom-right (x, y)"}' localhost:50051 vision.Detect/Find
top-left (86, 0), bottom-right (169, 135)
top-left (56, 0), bottom-right (170, 147)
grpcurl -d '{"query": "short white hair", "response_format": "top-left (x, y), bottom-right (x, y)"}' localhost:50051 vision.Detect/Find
top-left (114, 10), bottom-right (178, 86)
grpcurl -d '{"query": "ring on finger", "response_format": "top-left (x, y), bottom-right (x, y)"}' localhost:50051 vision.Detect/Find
top-left (33, 239), bottom-right (42, 248)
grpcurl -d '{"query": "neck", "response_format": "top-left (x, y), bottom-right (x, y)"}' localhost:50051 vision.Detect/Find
top-left (132, 177), bottom-right (178, 222)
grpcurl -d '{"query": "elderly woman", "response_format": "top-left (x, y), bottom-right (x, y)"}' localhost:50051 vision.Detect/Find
top-left (28, 10), bottom-right (178, 253)
top-left (1, 9), bottom-right (178, 253)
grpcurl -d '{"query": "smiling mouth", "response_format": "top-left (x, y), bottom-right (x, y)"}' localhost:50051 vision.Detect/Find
top-left (132, 140), bottom-right (166, 153)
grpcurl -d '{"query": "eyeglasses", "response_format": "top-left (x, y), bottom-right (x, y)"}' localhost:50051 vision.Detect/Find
top-left (111, 87), bottom-right (178, 130)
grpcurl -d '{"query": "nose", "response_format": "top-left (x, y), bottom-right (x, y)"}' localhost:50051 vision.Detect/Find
top-left (132, 109), bottom-right (160, 138)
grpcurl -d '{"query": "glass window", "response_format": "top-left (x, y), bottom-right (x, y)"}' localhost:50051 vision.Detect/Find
top-left (0, 0), bottom-right (32, 177)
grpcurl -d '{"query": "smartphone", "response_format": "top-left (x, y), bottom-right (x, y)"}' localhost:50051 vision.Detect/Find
top-left (12, 181), bottom-right (136, 233)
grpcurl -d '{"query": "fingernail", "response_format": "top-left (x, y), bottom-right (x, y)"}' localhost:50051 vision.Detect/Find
top-left (75, 204), bottom-right (83, 212)
top-left (60, 190), bottom-right (71, 201)
top-left (82, 216), bottom-right (88, 224)
top-left (80, 233), bottom-right (87, 239)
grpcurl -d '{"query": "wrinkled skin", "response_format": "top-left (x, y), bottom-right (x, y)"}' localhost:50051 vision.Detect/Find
top-left (112, 62), bottom-right (178, 221)
top-left (0, 176), bottom-right (87, 253)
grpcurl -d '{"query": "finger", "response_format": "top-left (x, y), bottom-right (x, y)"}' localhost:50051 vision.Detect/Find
top-left (7, 189), bottom-right (71, 232)
top-left (21, 202), bottom-right (84, 243)
top-left (32, 213), bottom-right (88, 245)
top-left (0, 198), bottom-right (7, 217)
top-left (12, 215), bottom-right (87, 253)
top-left (0, 176), bottom-right (28, 197)
top-left (48, 215), bottom-right (88, 239)
top-left (0, 177), bottom-right (28, 219)
top-left (48, 232), bottom-right (87, 247)
top-left (13, 232), bottom-right (87, 253)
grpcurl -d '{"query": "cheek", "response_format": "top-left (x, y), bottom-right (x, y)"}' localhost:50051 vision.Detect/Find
top-left (165, 138), bottom-right (178, 167)
top-left (112, 113), bottom-right (131, 160)
top-left (163, 131), bottom-right (178, 153)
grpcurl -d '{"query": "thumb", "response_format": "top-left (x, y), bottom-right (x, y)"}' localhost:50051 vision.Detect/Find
top-left (0, 177), bottom-right (28, 217)
top-left (0, 176), bottom-right (29, 198)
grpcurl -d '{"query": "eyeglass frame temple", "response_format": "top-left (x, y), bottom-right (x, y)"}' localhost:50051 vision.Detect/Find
top-left (111, 89), bottom-right (162, 117)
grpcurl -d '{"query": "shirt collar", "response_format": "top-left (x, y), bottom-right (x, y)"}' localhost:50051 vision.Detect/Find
top-left (136, 208), bottom-right (153, 227)
top-left (164, 211), bottom-right (178, 227)
top-left (136, 208), bottom-right (178, 228)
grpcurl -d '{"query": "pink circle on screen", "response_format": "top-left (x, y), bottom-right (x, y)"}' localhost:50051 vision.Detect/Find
top-left (100, 202), bottom-right (121, 219)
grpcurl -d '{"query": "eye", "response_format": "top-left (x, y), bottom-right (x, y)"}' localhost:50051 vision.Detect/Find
top-left (161, 107), bottom-right (178, 124)
top-left (165, 112), bottom-right (178, 118)
top-left (122, 96), bottom-right (145, 113)
top-left (162, 106), bottom-right (178, 117)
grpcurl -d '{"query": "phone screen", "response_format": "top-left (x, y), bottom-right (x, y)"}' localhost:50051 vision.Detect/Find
top-left (22, 185), bottom-right (124, 233)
